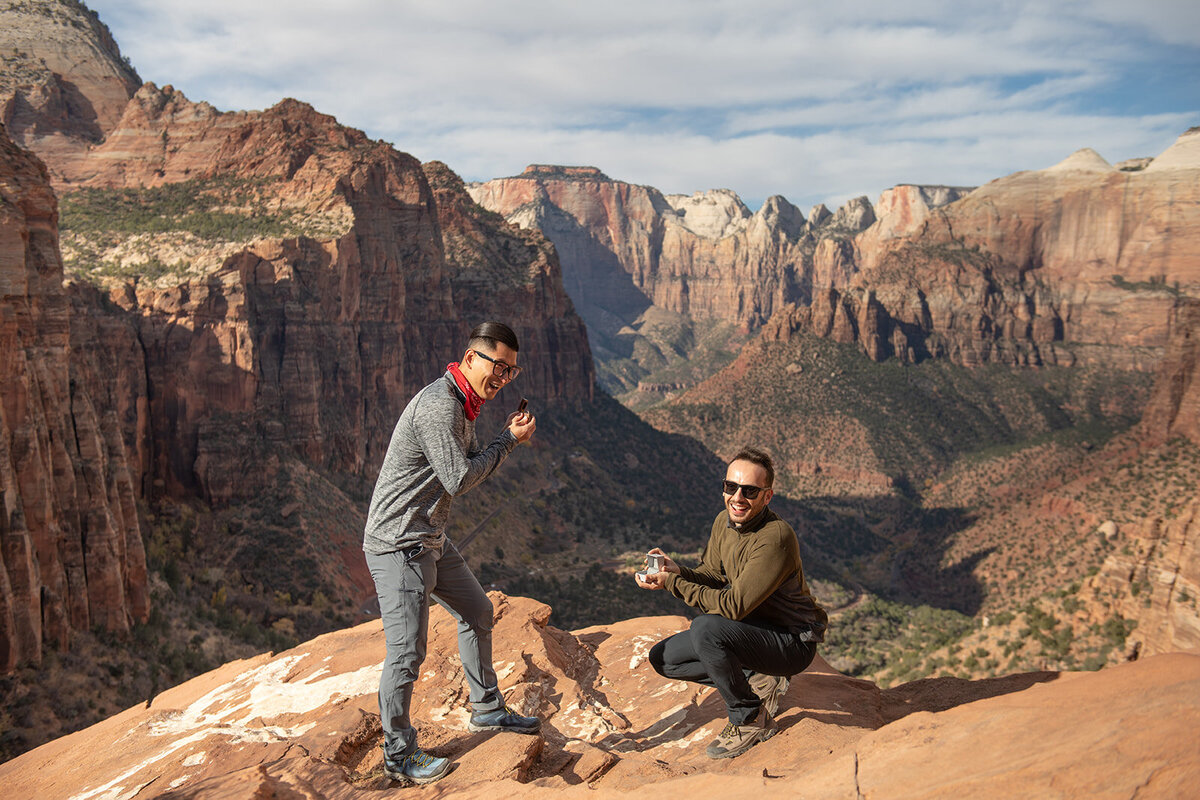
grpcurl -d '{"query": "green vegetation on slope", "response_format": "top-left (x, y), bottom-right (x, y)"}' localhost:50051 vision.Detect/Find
top-left (645, 331), bottom-right (1151, 497)
top-left (58, 176), bottom-right (350, 280)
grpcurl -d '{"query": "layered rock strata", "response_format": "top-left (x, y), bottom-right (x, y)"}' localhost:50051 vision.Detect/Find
top-left (0, 124), bottom-right (147, 671)
top-left (470, 165), bottom-right (880, 339)
top-left (469, 166), bottom-right (882, 394)
top-left (478, 131), bottom-right (1198, 376)
top-left (0, 0), bottom-right (141, 177)
top-left (1140, 298), bottom-right (1200, 446)
top-left (804, 134), bottom-right (1200, 367)
top-left (1, 75), bottom-right (594, 666)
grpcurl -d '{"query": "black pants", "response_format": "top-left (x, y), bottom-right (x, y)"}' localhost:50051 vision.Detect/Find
top-left (649, 614), bottom-right (817, 725)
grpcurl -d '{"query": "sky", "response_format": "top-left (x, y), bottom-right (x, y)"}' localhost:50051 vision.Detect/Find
top-left (87, 0), bottom-right (1199, 211)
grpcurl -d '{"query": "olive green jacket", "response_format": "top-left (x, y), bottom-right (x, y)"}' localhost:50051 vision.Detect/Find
top-left (664, 507), bottom-right (828, 640)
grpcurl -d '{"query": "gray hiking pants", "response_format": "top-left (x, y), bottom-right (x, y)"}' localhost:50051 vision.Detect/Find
top-left (366, 541), bottom-right (504, 757)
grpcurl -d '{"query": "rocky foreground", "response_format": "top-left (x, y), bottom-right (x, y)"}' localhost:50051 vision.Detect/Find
top-left (1, 594), bottom-right (1196, 799)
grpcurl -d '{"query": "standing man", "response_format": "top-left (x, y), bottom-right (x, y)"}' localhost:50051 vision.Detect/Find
top-left (364, 322), bottom-right (540, 785)
top-left (636, 446), bottom-right (827, 760)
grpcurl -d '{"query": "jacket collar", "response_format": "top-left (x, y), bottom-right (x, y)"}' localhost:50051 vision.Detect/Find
top-left (726, 505), bottom-right (774, 533)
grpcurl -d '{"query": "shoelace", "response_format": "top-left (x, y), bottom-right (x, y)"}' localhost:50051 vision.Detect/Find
top-left (718, 722), bottom-right (743, 738)
top-left (403, 750), bottom-right (437, 768)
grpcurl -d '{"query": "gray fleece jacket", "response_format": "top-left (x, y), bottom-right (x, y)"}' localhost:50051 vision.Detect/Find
top-left (363, 371), bottom-right (517, 555)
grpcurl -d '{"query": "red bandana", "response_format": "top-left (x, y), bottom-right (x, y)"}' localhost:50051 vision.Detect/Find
top-left (446, 362), bottom-right (485, 420)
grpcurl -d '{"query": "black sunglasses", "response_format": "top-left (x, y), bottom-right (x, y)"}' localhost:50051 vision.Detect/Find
top-left (472, 349), bottom-right (522, 381)
top-left (722, 480), bottom-right (766, 500)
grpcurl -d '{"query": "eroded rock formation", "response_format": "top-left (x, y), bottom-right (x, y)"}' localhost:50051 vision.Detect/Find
top-left (468, 167), bottom-right (881, 393)
top-left (0, 0), bottom-right (141, 177)
top-left (1140, 298), bottom-right (1200, 447)
top-left (805, 134), bottom-right (1200, 367)
top-left (0, 124), bottom-right (147, 671)
top-left (1, 74), bottom-right (593, 667)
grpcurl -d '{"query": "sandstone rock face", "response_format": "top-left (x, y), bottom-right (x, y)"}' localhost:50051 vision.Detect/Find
top-left (829, 131), bottom-right (1200, 367)
top-left (1140, 298), bottom-right (1200, 446)
top-left (0, 595), bottom-right (1195, 798)
top-left (470, 170), bottom-right (881, 337)
top-left (477, 129), bottom-right (1197, 378)
top-left (0, 0), bottom-right (141, 177)
top-left (0, 124), bottom-right (148, 670)
top-left (1088, 498), bottom-right (1200, 658)
top-left (2, 76), bottom-right (594, 666)
top-left (1080, 300), bottom-right (1200, 658)
top-left (36, 85), bottom-right (593, 506)
top-left (468, 169), bottom-right (878, 393)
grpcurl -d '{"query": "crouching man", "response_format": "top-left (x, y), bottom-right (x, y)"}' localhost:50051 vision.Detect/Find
top-left (636, 447), bottom-right (827, 759)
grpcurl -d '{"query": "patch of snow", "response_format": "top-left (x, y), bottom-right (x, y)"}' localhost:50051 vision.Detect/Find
top-left (73, 655), bottom-right (383, 800)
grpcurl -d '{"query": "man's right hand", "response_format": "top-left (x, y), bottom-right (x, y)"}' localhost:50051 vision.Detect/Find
top-left (506, 411), bottom-right (536, 443)
top-left (647, 547), bottom-right (680, 574)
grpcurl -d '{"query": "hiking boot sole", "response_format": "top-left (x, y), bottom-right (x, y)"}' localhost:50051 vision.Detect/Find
top-left (467, 721), bottom-right (542, 734)
top-left (383, 760), bottom-right (453, 786)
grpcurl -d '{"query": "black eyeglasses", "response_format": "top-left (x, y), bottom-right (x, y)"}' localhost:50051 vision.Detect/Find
top-left (472, 349), bottom-right (522, 381)
top-left (722, 480), bottom-right (766, 499)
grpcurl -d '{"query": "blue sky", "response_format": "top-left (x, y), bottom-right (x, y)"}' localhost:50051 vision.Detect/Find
top-left (87, 0), bottom-right (1198, 211)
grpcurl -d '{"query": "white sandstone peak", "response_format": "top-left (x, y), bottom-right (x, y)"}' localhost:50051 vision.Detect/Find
top-left (664, 188), bottom-right (751, 239)
top-left (1045, 148), bottom-right (1115, 173)
top-left (1144, 128), bottom-right (1200, 172)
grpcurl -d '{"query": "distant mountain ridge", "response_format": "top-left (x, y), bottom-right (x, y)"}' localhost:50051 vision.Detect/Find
top-left (472, 131), bottom-right (1198, 394)
top-left (468, 169), bottom-right (900, 396)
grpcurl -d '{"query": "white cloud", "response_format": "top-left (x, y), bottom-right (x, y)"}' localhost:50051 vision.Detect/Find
top-left (87, 0), bottom-right (1199, 209)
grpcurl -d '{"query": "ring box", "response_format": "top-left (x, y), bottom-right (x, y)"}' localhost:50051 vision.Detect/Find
top-left (636, 552), bottom-right (664, 583)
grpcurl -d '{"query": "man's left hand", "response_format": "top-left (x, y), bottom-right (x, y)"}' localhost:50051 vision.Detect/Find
top-left (506, 411), bottom-right (536, 443)
top-left (636, 571), bottom-right (668, 590)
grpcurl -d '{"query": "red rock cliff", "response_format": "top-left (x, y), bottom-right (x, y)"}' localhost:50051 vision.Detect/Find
top-left (1139, 298), bottom-right (1200, 447)
top-left (0, 0), bottom-right (141, 179)
top-left (468, 171), bottom-right (838, 337)
top-left (0, 124), bottom-right (148, 671)
top-left (56, 85), bottom-right (593, 504)
top-left (2, 78), bottom-right (594, 667)
top-left (812, 137), bottom-right (1200, 367)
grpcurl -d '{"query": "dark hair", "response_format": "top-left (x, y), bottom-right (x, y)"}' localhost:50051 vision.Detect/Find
top-left (467, 321), bottom-right (519, 353)
top-left (730, 446), bottom-right (774, 487)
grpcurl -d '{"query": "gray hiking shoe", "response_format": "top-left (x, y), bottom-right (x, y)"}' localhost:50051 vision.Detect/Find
top-left (705, 715), bottom-right (778, 759)
top-left (382, 746), bottom-right (452, 785)
top-left (467, 704), bottom-right (542, 734)
top-left (749, 672), bottom-right (790, 718)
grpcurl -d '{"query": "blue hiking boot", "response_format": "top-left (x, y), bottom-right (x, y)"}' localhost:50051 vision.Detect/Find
top-left (467, 704), bottom-right (542, 734)
top-left (381, 746), bottom-right (452, 785)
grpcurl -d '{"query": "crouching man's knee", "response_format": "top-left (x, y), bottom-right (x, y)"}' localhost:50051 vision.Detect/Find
top-left (688, 613), bottom-right (729, 643)
top-left (648, 638), bottom-right (669, 678)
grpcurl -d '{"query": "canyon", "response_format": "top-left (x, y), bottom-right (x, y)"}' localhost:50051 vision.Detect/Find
top-left (471, 133), bottom-right (1198, 395)
top-left (2, 0), bottom-right (594, 675)
top-left (1, 0), bottom-right (1198, 790)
